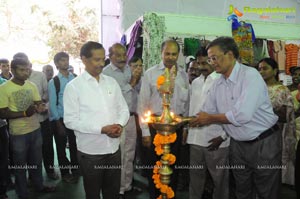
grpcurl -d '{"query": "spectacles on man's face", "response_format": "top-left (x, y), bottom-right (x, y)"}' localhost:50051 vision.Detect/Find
top-left (207, 52), bottom-right (226, 65)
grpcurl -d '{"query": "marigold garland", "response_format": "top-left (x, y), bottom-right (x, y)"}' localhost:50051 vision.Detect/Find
top-left (162, 154), bottom-right (176, 165)
top-left (153, 133), bottom-right (176, 155)
top-left (152, 133), bottom-right (177, 198)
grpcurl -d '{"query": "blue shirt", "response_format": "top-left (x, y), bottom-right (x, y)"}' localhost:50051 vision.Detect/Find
top-left (203, 62), bottom-right (278, 141)
top-left (48, 72), bottom-right (75, 121)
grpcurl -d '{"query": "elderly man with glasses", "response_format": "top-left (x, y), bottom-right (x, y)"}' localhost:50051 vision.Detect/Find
top-left (190, 37), bottom-right (281, 199)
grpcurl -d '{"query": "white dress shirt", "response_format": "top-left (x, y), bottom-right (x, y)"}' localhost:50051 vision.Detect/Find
top-left (187, 72), bottom-right (229, 147)
top-left (63, 71), bottom-right (130, 155)
top-left (138, 62), bottom-right (190, 136)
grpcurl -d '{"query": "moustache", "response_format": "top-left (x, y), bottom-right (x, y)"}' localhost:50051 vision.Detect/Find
top-left (118, 61), bottom-right (126, 64)
top-left (199, 68), bottom-right (208, 72)
top-left (190, 74), bottom-right (199, 78)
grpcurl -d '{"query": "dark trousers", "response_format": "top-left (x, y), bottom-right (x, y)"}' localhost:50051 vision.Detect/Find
top-left (51, 120), bottom-right (79, 176)
top-left (0, 125), bottom-right (9, 196)
top-left (78, 149), bottom-right (121, 199)
top-left (296, 140), bottom-right (300, 199)
top-left (40, 119), bottom-right (55, 174)
top-left (11, 128), bottom-right (44, 198)
top-left (230, 129), bottom-right (282, 199)
top-left (142, 125), bottom-right (183, 199)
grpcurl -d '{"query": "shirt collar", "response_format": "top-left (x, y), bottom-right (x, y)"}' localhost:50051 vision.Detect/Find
top-left (208, 71), bottom-right (220, 80)
top-left (58, 71), bottom-right (74, 79)
top-left (82, 70), bottom-right (106, 82)
top-left (158, 61), bottom-right (180, 71)
top-left (199, 71), bottom-right (220, 81)
top-left (158, 62), bottom-right (166, 70)
top-left (110, 63), bottom-right (129, 72)
top-left (218, 61), bottom-right (240, 85)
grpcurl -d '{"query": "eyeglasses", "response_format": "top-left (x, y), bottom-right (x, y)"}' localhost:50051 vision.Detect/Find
top-left (207, 53), bottom-right (226, 65)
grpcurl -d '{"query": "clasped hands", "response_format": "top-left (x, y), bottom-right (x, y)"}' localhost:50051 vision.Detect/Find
top-left (24, 103), bottom-right (47, 117)
top-left (101, 124), bottom-right (123, 138)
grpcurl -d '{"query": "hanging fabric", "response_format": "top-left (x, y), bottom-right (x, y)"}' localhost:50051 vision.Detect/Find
top-left (126, 20), bottom-right (143, 62)
top-left (267, 40), bottom-right (275, 60)
top-left (253, 39), bottom-right (269, 65)
top-left (183, 38), bottom-right (201, 56)
top-left (285, 43), bottom-right (299, 74)
top-left (232, 18), bottom-right (256, 66)
top-left (273, 40), bottom-right (286, 72)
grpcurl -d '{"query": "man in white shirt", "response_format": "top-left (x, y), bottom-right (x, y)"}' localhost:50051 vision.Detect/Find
top-left (187, 47), bottom-right (229, 199)
top-left (138, 39), bottom-right (189, 199)
top-left (63, 41), bottom-right (130, 199)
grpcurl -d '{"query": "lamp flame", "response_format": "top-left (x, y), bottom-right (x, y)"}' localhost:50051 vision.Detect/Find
top-left (141, 110), bottom-right (152, 123)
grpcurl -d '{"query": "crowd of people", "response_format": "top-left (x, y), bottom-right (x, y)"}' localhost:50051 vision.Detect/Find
top-left (0, 37), bottom-right (299, 199)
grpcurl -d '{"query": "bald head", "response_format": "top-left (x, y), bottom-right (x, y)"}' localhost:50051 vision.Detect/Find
top-left (109, 43), bottom-right (127, 70)
top-left (42, 64), bottom-right (54, 81)
top-left (161, 40), bottom-right (180, 68)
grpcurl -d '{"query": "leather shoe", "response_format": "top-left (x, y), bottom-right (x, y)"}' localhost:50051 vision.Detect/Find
top-left (47, 172), bottom-right (59, 180)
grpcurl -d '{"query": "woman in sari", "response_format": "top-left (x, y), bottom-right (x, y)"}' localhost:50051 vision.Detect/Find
top-left (258, 58), bottom-right (296, 186)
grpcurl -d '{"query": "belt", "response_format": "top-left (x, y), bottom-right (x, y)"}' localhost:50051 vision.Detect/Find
top-left (242, 124), bottom-right (279, 144)
top-left (130, 112), bottom-right (137, 116)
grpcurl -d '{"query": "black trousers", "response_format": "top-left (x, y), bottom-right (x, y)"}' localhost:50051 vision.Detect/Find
top-left (51, 119), bottom-right (79, 176)
top-left (230, 128), bottom-right (282, 199)
top-left (78, 149), bottom-right (121, 199)
top-left (0, 125), bottom-right (9, 196)
top-left (296, 139), bottom-right (300, 199)
top-left (40, 119), bottom-right (55, 174)
top-left (142, 125), bottom-right (183, 199)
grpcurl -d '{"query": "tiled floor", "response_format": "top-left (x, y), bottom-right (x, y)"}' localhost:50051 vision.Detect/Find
top-left (6, 171), bottom-right (297, 199)
top-left (5, 143), bottom-right (298, 199)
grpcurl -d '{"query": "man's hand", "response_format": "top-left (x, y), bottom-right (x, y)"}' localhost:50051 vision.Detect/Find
top-left (142, 136), bottom-right (152, 148)
top-left (130, 67), bottom-right (142, 87)
top-left (25, 105), bottom-right (36, 117)
top-left (189, 112), bottom-right (211, 127)
top-left (207, 136), bottom-right (224, 151)
top-left (102, 124), bottom-right (123, 138)
top-left (35, 103), bottom-right (47, 114)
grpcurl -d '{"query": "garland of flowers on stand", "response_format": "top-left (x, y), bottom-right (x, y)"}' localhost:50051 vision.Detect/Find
top-left (152, 133), bottom-right (177, 199)
top-left (152, 70), bottom-right (177, 199)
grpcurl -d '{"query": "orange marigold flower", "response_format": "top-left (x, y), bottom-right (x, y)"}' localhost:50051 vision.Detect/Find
top-left (156, 75), bottom-right (166, 89)
top-left (157, 195), bottom-right (163, 199)
top-left (167, 187), bottom-right (175, 198)
top-left (155, 145), bottom-right (164, 155)
top-left (156, 161), bottom-right (162, 166)
top-left (160, 184), bottom-right (168, 193)
top-left (162, 154), bottom-right (176, 165)
top-left (168, 133), bottom-right (177, 143)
